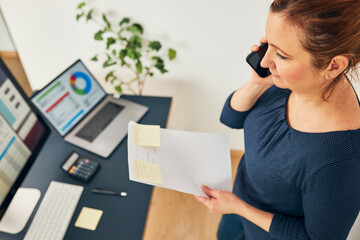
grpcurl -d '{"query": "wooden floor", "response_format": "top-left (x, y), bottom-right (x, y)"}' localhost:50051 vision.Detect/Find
top-left (143, 150), bottom-right (243, 240)
top-left (0, 52), bottom-right (244, 240)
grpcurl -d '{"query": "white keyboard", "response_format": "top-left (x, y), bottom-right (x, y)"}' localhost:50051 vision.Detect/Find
top-left (24, 181), bottom-right (84, 240)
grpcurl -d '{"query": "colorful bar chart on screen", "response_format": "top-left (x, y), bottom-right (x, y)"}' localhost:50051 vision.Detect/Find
top-left (34, 80), bottom-right (84, 135)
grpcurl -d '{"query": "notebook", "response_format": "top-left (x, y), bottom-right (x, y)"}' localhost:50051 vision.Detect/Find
top-left (31, 59), bottom-right (148, 158)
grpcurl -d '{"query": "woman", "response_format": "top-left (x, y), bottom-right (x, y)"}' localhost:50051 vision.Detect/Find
top-left (195, 0), bottom-right (360, 239)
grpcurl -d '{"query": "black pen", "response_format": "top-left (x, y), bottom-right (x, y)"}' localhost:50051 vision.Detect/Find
top-left (91, 188), bottom-right (127, 197)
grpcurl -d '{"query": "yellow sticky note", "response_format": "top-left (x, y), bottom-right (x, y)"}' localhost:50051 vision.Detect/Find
top-left (133, 123), bottom-right (160, 147)
top-left (75, 207), bottom-right (103, 231)
top-left (133, 159), bottom-right (163, 185)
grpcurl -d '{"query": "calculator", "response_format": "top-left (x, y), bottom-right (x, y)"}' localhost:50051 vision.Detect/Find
top-left (61, 152), bottom-right (100, 182)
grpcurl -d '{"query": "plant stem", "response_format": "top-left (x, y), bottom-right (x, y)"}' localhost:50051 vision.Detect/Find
top-left (92, 18), bottom-right (125, 40)
top-left (139, 62), bottom-right (156, 95)
top-left (123, 79), bottom-right (138, 95)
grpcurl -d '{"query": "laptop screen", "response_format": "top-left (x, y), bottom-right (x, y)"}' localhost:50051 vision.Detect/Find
top-left (31, 60), bottom-right (106, 136)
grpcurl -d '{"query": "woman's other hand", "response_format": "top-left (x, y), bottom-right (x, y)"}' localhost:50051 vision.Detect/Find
top-left (194, 185), bottom-right (244, 214)
top-left (195, 185), bottom-right (274, 232)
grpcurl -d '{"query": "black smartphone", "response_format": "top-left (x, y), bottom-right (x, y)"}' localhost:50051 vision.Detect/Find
top-left (246, 43), bottom-right (271, 78)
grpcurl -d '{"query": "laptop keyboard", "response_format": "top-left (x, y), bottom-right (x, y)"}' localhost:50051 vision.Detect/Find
top-left (75, 102), bottom-right (124, 142)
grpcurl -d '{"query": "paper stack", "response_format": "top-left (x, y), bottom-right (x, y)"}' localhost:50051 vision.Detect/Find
top-left (127, 121), bottom-right (232, 196)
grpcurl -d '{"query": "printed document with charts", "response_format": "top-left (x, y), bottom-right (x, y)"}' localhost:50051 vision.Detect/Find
top-left (127, 121), bottom-right (232, 196)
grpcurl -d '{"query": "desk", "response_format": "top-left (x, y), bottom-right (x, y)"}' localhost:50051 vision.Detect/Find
top-left (0, 94), bottom-right (172, 240)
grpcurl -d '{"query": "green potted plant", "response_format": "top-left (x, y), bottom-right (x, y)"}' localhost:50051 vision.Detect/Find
top-left (76, 2), bottom-right (177, 95)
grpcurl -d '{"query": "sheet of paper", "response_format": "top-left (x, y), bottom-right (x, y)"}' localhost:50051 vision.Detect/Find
top-left (133, 159), bottom-right (163, 185)
top-left (128, 121), bottom-right (232, 196)
top-left (133, 123), bottom-right (160, 147)
top-left (74, 207), bottom-right (103, 231)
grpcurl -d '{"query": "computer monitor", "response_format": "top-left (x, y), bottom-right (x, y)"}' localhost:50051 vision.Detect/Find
top-left (0, 58), bottom-right (50, 233)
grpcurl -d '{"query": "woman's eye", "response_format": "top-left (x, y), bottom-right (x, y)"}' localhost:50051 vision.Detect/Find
top-left (277, 53), bottom-right (287, 60)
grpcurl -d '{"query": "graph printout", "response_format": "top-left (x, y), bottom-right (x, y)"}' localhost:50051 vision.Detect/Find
top-left (31, 61), bottom-right (106, 136)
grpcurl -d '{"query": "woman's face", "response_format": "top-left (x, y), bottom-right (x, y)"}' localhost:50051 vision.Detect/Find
top-left (261, 12), bottom-right (327, 94)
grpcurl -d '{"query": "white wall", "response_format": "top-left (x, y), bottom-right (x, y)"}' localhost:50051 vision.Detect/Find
top-left (0, 9), bottom-right (14, 51)
top-left (0, 0), bottom-right (275, 151)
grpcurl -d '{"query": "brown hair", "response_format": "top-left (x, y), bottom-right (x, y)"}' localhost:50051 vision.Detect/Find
top-left (270, 0), bottom-right (360, 98)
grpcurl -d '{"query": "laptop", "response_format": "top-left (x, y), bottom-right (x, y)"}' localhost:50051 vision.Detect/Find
top-left (31, 59), bottom-right (148, 158)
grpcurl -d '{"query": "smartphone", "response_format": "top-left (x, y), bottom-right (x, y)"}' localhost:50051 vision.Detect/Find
top-left (246, 43), bottom-right (271, 78)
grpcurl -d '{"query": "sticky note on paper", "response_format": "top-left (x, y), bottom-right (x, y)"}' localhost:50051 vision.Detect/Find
top-left (133, 159), bottom-right (163, 185)
top-left (133, 123), bottom-right (160, 147)
top-left (75, 207), bottom-right (103, 231)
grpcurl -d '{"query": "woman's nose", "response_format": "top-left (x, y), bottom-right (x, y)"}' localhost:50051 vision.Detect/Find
top-left (260, 52), bottom-right (271, 69)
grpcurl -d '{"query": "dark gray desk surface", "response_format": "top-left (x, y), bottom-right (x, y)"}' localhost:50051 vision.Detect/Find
top-left (0, 94), bottom-right (172, 240)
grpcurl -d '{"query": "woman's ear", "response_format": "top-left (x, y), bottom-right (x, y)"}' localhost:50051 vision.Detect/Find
top-left (326, 55), bottom-right (349, 80)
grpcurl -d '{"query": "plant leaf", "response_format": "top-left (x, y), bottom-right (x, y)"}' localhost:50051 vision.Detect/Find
top-left (105, 71), bottom-right (115, 82)
top-left (103, 61), bottom-right (117, 68)
top-left (128, 35), bottom-right (142, 49)
top-left (168, 48), bottom-right (177, 60)
top-left (119, 36), bottom-right (128, 43)
top-left (115, 85), bottom-right (123, 93)
top-left (76, 12), bottom-right (84, 21)
top-left (106, 37), bottom-right (116, 49)
top-left (134, 50), bottom-right (142, 59)
top-left (155, 57), bottom-right (164, 64)
top-left (160, 68), bottom-right (168, 74)
top-left (94, 30), bottom-right (104, 40)
top-left (103, 55), bottom-right (117, 68)
top-left (136, 60), bottom-right (143, 73)
top-left (102, 14), bottom-right (111, 29)
top-left (149, 41), bottom-right (161, 51)
top-left (119, 49), bottom-right (127, 66)
top-left (154, 57), bottom-right (168, 73)
top-left (126, 49), bottom-right (136, 60)
top-left (126, 23), bottom-right (143, 34)
top-left (119, 49), bottom-right (127, 60)
top-left (126, 49), bottom-right (141, 60)
top-left (119, 17), bottom-right (130, 26)
top-left (111, 78), bottom-right (117, 84)
top-left (86, 9), bottom-right (93, 22)
top-left (90, 55), bottom-right (98, 61)
top-left (77, 2), bottom-right (86, 9)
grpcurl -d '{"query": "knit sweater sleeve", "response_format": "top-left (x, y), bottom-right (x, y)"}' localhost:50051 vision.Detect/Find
top-left (269, 159), bottom-right (360, 240)
top-left (220, 92), bottom-right (251, 129)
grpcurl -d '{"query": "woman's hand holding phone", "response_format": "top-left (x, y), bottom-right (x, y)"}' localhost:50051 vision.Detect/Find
top-left (229, 37), bottom-right (274, 112)
top-left (246, 37), bottom-right (273, 89)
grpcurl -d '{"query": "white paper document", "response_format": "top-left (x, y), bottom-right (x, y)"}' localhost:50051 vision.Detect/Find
top-left (127, 121), bottom-right (232, 196)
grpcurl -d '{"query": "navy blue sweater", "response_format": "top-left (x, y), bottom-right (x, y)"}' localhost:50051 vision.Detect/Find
top-left (220, 86), bottom-right (360, 240)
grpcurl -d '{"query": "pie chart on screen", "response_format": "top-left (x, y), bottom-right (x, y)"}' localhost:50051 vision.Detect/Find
top-left (70, 71), bottom-right (92, 95)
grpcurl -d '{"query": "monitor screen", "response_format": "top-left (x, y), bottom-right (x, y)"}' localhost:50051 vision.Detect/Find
top-left (0, 58), bottom-right (50, 219)
top-left (31, 60), bottom-right (106, 136)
